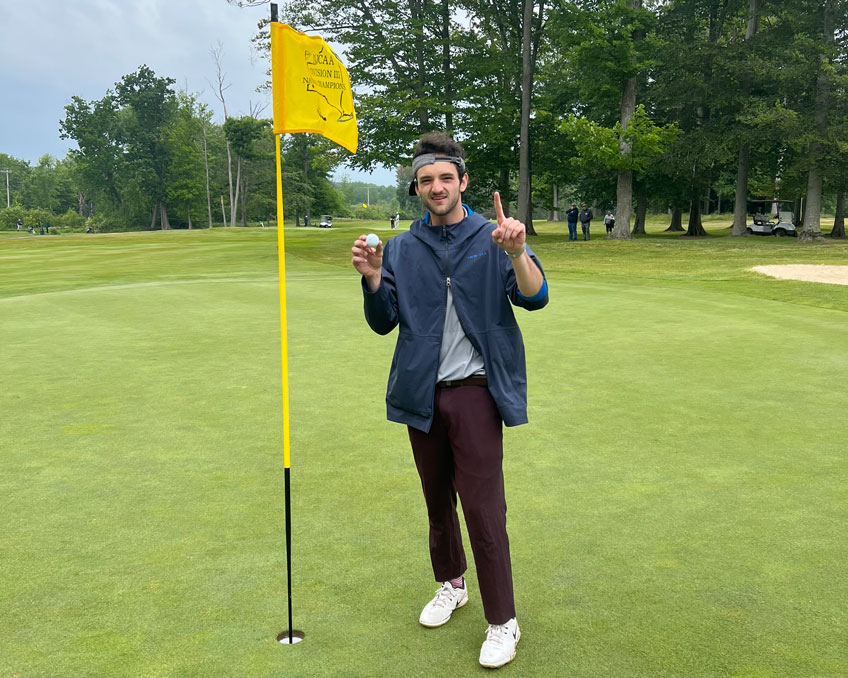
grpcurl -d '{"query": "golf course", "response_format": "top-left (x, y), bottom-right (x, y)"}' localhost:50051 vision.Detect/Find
top-left (1, 219), bottom-right (846, 678)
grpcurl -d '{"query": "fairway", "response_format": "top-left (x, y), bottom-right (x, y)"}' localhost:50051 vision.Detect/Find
top-left (1, 223), bottom-right (846, 678)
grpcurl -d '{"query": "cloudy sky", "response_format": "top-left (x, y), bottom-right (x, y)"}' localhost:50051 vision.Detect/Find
top-left (0, 0), bottom-right (395, 185)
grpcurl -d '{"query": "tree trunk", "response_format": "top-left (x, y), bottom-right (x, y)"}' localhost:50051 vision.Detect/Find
top-left (684, 197), bottom-right (707, 236)
top-left (202, 120), bottom-right (213, 228)
top-left (160, 203), bottom-right (171, 230)
top-left (441, 0), bottom-right (453, 132)
top-left (632, 183), bottom-right (647, 235)
top-left (499, 169), bottom-right (511, 217)
top-left (410, 0), bottom-right (430, 130)
top-left (188, 211), bottom-right (193, 230)
top-left (552, 183), bottom-right (559, 221)
top-left (612, 73), bottom-right (636, 238)
top-left (240, 169), bottom-right (248, 227)
top-left (831, 190), bottom-right (845, 238)
top-left (732, 145), bottom-right (750, 235)
top-left (220, 195), bottom-right (227, 227)
top-left (150, 203), bottom-right (159, 230)
top-left (517, 0), bottom-right (535, 234)
top-left (225, 140), bottom-right (234, 225)
top-left (799, 0), bottom-right (833, 243)
top-left (611, 0), bottom-right (642, 240)
top-left (231, 156), bottom-right (242, 228)
top-left (665, 206), bottom-right (683, 231)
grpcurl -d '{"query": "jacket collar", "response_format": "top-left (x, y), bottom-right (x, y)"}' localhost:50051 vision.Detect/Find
top-left (410, 204), bottom-right (490, 251)
top-left (422, 204), bottom-right (472, 225)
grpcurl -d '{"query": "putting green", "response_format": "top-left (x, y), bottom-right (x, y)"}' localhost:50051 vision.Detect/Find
top-left (1, 228), bottom-right (845, 677)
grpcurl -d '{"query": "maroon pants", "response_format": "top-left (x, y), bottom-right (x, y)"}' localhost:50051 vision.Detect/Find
top-left (408, 384), bottom-right (516, 625)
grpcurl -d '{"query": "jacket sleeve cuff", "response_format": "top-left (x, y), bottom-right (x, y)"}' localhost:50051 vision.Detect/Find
top-left (517, 279), bottom-right (547, 303)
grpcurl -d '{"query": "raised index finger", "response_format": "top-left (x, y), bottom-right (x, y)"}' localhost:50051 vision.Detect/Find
top-left (493, 192), bottom-right (505, 225)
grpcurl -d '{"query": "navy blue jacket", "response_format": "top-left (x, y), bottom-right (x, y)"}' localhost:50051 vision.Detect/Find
top-left (362, 207), bottom-right (549, 432)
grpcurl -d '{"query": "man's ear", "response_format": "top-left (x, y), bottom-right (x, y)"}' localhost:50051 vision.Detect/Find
top-left (460, 173), bottom-right (469, 193)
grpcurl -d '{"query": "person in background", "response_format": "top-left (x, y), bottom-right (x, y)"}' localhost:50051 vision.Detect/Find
top-left (604, 211), bottom-right (615, 235)
top-left (565, 203), bottom-right (579, 241)
top-left (579, 204), bottom-right (593, 241)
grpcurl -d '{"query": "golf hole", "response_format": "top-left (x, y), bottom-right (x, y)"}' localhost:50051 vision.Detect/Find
top-left (277, 630), bottom-right (305, 645)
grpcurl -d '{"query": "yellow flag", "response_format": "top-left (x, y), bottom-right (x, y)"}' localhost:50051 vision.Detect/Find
top-left (270, 23), bottom-right (358, 154)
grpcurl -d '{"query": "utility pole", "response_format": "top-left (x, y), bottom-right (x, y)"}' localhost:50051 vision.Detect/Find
top-left (0, 169), bottom-right (10, 208)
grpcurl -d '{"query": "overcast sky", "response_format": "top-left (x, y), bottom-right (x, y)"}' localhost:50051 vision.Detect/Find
top-left (0, 0), bottom-right (395, 185)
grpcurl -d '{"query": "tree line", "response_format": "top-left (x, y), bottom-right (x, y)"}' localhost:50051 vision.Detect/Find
top-left (268, 0), bottom-right (847, 240)
top-left (4, 1), bottom-right (846, 239)
top-left (0, 64), bottom-right (401, 232)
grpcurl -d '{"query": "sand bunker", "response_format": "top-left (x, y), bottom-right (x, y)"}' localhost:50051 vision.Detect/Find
top-left (751, 265), bottom-right (848, 286)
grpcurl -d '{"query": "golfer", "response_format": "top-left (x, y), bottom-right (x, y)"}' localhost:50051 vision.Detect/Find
top-left (351, 132), bottom-right (548, 668)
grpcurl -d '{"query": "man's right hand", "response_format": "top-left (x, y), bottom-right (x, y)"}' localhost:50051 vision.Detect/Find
top-left (351, 234), bottom-right (383, 292)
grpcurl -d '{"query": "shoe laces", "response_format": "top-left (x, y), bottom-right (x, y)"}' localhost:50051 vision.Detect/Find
top-left (484, 622), bottom-right (512, 645)
top-left (431, 582), bottom-right (457, 608)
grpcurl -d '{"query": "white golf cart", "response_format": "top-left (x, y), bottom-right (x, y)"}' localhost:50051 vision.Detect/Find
top-left (747, 199), bottom-right (797, 237)
top-left (319, 214), bottom-right (333, 228)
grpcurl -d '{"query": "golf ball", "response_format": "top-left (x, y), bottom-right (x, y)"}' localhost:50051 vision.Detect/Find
top-left (366, 233), bottom-right (379, 248)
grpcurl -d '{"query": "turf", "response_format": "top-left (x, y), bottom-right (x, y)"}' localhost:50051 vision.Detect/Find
top-left (1, 219), bottom-right (846, 677)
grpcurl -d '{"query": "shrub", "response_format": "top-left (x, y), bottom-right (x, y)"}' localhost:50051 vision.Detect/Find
top-left (54, 209), bottom-right (86, 230)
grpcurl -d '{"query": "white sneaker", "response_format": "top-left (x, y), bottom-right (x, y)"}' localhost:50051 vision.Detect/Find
top-left (479, 617), bottom-right (520, 668)
top-left (418, 582), bottom-right (468, 627)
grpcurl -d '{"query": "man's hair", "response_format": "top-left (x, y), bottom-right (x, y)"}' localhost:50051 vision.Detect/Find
top-left (408, 131), bottom-right (467, 195)
top-left (413, 131), bottom-right (466, 163)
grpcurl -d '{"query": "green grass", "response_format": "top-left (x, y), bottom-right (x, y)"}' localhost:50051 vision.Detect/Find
top-left (1, 220), bottom-right (846, 677)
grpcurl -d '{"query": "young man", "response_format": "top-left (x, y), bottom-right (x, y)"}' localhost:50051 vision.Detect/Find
top-left (351, 132), bottom-right (548, 669)
top-left (579, 204), bottom-right (593, 241)
top-left (565, 203), bottom-right (579, 241)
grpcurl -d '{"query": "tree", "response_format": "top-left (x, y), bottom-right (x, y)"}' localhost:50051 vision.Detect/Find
top-left (165, 93), bottom-right (208, 228)
top-left (114, 66), bottom-right (178, 229)
top-left (224, 116), bottom-right (269, 226)
top-left (798, 0), bottom-right (842, 242)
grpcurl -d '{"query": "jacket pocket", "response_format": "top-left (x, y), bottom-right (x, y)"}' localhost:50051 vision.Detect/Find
top-left (387, 333), bottom-right (439, 417)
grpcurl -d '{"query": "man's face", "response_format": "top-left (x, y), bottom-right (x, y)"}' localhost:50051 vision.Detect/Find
top-left (414, 161), bottom-right (468, 221)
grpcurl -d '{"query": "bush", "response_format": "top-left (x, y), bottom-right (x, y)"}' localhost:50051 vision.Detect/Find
top-left (0, 206), bottom-right (63, 231)
top-left (54, 209), bottom-right (86, 230)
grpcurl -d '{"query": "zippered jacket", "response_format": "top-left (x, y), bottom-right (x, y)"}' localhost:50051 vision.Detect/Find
top-left (362, 207), bottom-right (549, 433)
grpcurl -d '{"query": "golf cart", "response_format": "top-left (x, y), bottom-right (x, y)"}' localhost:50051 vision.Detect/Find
top-left (319, 214), bottom-right (333, 228)
top-left (746, 199), bottom-right (797, 237)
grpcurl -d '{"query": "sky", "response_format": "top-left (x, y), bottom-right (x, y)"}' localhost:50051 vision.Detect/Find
top-left (0, 0), bottom-right (396, 186)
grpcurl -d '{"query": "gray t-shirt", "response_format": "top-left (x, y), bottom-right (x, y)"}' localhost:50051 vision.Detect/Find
top-left (437, 284), bottom-right (485, 382)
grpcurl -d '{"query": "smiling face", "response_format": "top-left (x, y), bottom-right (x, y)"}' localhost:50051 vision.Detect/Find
top-left (414, 161), bottom-right (468, 225)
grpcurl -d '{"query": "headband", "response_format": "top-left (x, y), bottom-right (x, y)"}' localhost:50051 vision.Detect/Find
top-left (408, 153), bottom-right (467, 195)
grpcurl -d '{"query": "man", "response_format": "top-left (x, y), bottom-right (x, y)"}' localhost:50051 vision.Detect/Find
top-left (565, 203), bottom-right (579, 241)
top-left (351, 132), bottom-right (548, 669)
top-left (579, 204), bottom-right (593, 241)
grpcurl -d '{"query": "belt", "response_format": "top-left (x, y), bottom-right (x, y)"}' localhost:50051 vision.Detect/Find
top-left (436, 376), bottom-right (488, 389)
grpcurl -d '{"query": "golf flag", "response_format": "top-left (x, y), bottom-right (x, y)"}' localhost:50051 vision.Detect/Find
top-left (269, 12), bottom-right (359, 644)
top-left (270, 23), bottom-right (358, 154)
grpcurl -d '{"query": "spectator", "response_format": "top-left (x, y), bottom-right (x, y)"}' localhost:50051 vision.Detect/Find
top-left (604, 211), bottom-right (615, 234)
top-left (565, 203), bottom-right (579, 241)
top-left (579, 204), bottom-right (593, 241)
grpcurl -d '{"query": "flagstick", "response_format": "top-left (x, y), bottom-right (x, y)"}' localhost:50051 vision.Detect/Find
top-left (274, 132), bottom-right (294, 645)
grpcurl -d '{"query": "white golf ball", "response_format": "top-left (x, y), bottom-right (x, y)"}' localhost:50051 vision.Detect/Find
top-left (366, 233), bottom-right (380, 248)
